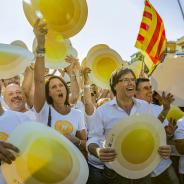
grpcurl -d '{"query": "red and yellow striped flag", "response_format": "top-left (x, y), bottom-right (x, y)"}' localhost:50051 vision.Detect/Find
top-left (135, 0), bottom-right (167, 75)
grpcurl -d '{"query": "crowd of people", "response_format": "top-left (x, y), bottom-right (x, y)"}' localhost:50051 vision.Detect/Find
top-left (0, 19), bottom-right (183, 184)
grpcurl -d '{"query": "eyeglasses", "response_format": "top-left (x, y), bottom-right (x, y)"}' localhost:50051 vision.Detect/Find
top-left (118, 78), bottom-right (136, 83)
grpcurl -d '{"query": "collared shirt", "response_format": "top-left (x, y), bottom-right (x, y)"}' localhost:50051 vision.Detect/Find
top-left (87, 98), bottom-right (153, 147)
top-left (87, 98), bottom-right (153, 171)
top-left (174, 117), bottom-right (184, 174)
top-left (87, 98), bottom-right (170, 176)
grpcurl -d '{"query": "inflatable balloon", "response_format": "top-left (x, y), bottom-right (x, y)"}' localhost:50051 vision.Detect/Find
top-left (23, 0), bottom-right (88, 38)
top-left (106, 114), bottom-right (166, 179)
top-left (2, 122), bottom-right (89, 184)
top-left (0, 43), bottom-right (34, 79)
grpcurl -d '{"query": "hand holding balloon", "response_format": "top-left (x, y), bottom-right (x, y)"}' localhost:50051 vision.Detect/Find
top-left (33, 19), bottom-right (48, 49)
top-left (0, 141), bottom-right (19, 164)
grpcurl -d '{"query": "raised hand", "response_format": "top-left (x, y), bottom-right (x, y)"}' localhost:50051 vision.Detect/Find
top-left (33, 19), bottom-right (48, 49)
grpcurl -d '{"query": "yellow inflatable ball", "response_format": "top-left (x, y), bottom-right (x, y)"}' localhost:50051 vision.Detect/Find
top-left (23, 0), bottom-right (88, 38)
top-left (166, 106), bottom-right (184, 121)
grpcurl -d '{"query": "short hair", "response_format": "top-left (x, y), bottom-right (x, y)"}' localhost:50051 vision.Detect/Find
top-left (45, 76), bottom-right (70, 106)
top-left (136, 78), bottom-right (150, 90)
top-left (110, 67), bottom-right (136, 96)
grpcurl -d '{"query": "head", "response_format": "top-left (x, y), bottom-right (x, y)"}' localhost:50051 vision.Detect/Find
top-left (135, 78), bottom-right (152, 103)
top-left (45, 76), bottom-right (70, 106)
top-left (4, 83), bottom-right (26, 112)
top-left (2, 75), bottom-right (20, 87)
top-left (110, 68), bottom-right (136, 99)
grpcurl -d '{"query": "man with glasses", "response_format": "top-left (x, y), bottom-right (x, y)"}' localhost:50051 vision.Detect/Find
top-left (87, 67), bottom-right (171, 184)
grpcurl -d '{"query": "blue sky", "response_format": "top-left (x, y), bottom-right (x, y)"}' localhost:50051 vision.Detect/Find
top-left (0, 0), bottom-right (183, 62)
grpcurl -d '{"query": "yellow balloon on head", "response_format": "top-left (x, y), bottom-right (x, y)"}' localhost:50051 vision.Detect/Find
top-left (23, 0), bottom-right (88, 38)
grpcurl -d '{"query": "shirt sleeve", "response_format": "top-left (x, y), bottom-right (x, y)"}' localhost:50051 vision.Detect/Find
top-left (77, 110), bottom-right (86, 131)
top-left (174, 118), bottom-right (184, 140)
top-left (33, 102), bottom-right (49, 125)
top-left (87, 108), bottom-right (105, 149)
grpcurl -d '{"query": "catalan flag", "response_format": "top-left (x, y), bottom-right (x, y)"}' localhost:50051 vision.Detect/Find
top-left (135, 0), bottom-right (167, 75)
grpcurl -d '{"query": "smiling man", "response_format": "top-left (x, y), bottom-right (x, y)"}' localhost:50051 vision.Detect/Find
top-left (3, 83), bottom-right (35, 121)
top-left (87, 67), bottom-right (171, 184)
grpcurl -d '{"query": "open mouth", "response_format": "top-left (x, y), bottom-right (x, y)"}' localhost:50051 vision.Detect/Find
top-left (58, 93), bottom-right (63, 98)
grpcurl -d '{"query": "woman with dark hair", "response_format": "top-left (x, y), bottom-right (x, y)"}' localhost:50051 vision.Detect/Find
top-left (33, 19), bottom-right (87, 153)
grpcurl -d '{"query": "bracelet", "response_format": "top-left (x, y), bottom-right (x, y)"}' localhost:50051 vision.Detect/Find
top-left (36, 48), bottom-right (45, 54)
top-left (36, 52), bottom-right (45, 58)
top-left (159, 112), bottom-right (166, 119)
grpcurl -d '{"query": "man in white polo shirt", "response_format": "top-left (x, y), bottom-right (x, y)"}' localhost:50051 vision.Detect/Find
top-left (136, 78), bottom-right (179, 184)
top-left (87, 68), bottom-right (171, 184)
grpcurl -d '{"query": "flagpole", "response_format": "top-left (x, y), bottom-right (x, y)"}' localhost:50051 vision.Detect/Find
top-left (177, 0), bottom-right (184, 22)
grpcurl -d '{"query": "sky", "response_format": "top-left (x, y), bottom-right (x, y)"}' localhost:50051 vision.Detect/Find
top-left (0, 0), bottom-right (183, 62)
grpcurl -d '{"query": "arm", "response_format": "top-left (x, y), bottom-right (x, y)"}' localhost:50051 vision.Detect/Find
top-left (64, 56), bottom-right (80, 105)
top-left (33, 19), bottom-right (48, 112)
top-left (22, 65), bottom-right (34, 107)
top-left (87, 109), bottom-right (117, 162)
top-left (158, 92), bottom-right (174, 122)
top-left (82, 67), bottom-right (94, 115)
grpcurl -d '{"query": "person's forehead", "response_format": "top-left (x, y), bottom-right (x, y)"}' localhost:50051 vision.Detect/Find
top-left (49, 78), bottom-right (63, 85)
top-left (6, 85), bottom-right (21, 93)
top-left (120, 72), bottom-right (134, 79)
top-left (139, 81), bottom-right (151, 88)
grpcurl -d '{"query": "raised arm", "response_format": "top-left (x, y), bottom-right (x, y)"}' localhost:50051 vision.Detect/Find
top-left (33, 19), bottom-right (48, 112)
top-left (64, 56), bottom-right (80, 105)
top-left (82, 67), bottom-right (94, 115)
top-left (22, 64), bottom-right (34, 108)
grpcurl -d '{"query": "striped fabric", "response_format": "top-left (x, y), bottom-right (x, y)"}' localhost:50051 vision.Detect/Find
top-left (135, 0), bottom-right (167, 75)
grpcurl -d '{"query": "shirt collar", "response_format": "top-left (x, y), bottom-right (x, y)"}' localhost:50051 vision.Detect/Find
top-left (109, 97), bottom-right (138, 107)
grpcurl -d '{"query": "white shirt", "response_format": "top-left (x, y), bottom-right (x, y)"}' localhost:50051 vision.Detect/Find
top-left (0, 110), bottom-right (30, 184)
top-left (35, 102), bottom-right (86, 136)
top-left (86, 109), bottom-right (104, 169)
top-left (174, 117), bottom-right (184, 174)
top-left (87, 98), bottom-right (157, 171)
top-left (148, 103), bottom-right (172, 177)
top-left (87, 98), bottom-right (153, 147)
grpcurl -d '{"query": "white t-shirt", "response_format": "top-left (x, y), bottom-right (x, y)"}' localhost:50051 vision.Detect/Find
top-left (0, 110), bottom-right (29, 184)
top-left (35, 102), bottom-right (86, 136)
top-left (174, 117), bottom-right (184, 174)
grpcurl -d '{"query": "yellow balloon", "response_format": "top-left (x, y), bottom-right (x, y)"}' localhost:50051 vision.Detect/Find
top-left (87, 44), bottom-right (109, 58)
top-left (23, 0), bottom-right (88, 38)
top-left (166, 106), bottom-right (184, 121)
top-left (86, 46), bottom-right (126, 89)
top-left (121, 129), bottom-right (154, 164)
top-left (33, 31), bottom-right (77, 69)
